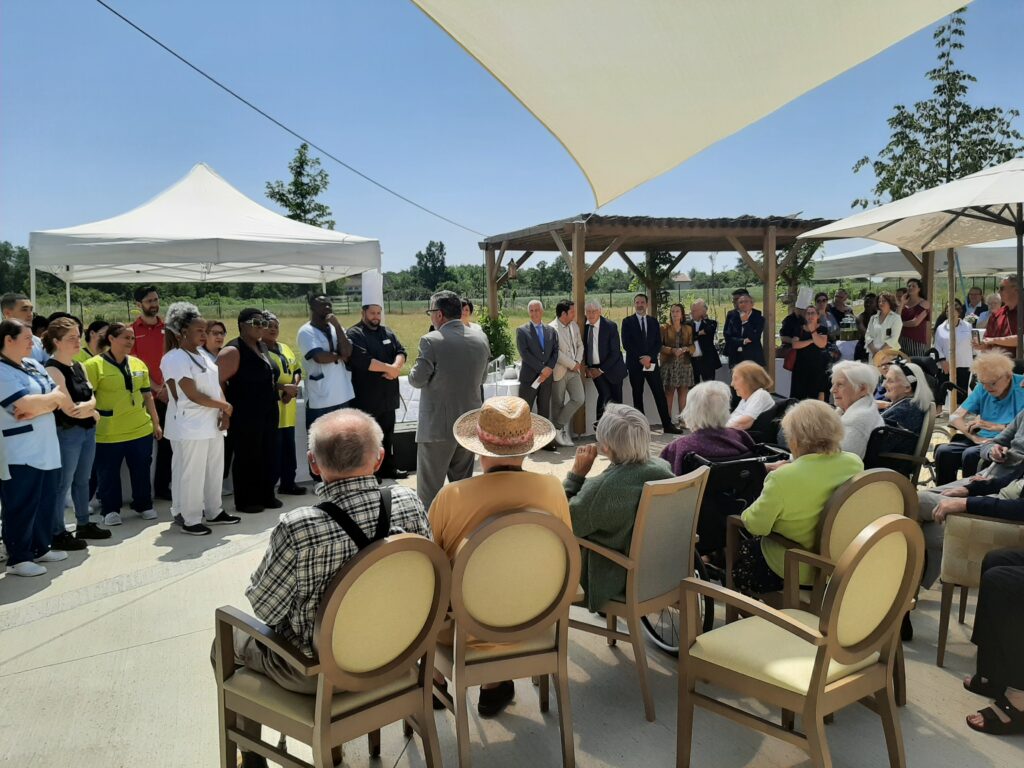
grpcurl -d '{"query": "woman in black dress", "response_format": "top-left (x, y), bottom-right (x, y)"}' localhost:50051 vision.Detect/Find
top-left (789, 305), bottom-right (829, 401)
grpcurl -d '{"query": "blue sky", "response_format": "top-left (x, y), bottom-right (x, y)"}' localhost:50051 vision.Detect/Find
top-left (2, 1), bottom-right (1021, 276)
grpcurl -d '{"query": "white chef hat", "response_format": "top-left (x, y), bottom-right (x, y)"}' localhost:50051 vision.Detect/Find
top-left (361, 269), bottom-right (384, 309)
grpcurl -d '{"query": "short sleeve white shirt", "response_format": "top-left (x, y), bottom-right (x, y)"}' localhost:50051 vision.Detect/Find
top-left (0, 357), bottom-right (60, 469)
top-left (727, 388), bottom-right (775, 428)
top-left (297, 322), bottom-right (354, 408)
top-left (934, 320), bottom-right (974, 369)
top-left (161, 348), bottom-right (222, 440)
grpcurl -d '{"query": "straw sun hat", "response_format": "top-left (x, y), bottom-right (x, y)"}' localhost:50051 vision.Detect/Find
top-left (453, 396), bottom-right (556, 458)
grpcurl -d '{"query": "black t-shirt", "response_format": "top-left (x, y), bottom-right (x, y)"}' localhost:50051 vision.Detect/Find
top-left (780, 313), bottom-right (803, 340)
top-left (45, 358), bottom-right (95, 430)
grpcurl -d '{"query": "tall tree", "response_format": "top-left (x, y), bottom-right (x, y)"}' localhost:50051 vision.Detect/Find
top-left (415, 240), bottom-right (450, 291)
top-left (266, 143), bottom-right (336, 228)
top-left (853, 8), bottom-right (1023, 208)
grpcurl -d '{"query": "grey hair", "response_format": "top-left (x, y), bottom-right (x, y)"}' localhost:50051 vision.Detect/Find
top-left (596, 403), bottom-right (651, 465)
top-left (528, 299), bottom-right (544, 311)
top-left (682, 381), bottom-right (732, 431)
top-left (164, 302), bottom-right (203, 337)
top-left (831, 360), bottom-right (879, 401)
top-left (690, 298), bottom-right (707, 309)
top-left (263, 311), bottom-right (279, 324)
top-left (889, 361), bottom-right (934, 412)
top-left (584, 299), bottom-right (602, 311)
top-left (307, 408), bottom-right (383, 475)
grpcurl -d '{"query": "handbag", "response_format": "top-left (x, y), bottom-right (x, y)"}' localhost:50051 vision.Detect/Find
top-left (783, 346), bottom-right (797, 372)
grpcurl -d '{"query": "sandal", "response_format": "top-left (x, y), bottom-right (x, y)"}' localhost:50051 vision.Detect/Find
top-left (964, 675), bottom-right (1002, 698)
top-left (966, 694), bottom-right (1024, 736)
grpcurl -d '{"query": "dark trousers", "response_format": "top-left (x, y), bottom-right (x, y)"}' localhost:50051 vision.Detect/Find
top-left (272, 426), bottom-right (297, 490)
top-left (0, 464), bottom-right (60, 566)
top-left (519, 376), bottom-right (553, 419)
top-left (95, 435), bottom-right (153, 514)
top-left (592, 373), bottom-right (623, 424)
top-left (934, 438), bottom-right (984, 485)
top-left (628, 366), bottom-right (673, 427)
top-left (229, 413), bottom-right (278, 509)
top-left (153, 397), bottom-right (173, 497)
top-left (369, 407), bottom-right (398, 477)
top-left (972, 548), bottom-right (1024, 690)
top-left (691, 359), bottom-right (718, 384)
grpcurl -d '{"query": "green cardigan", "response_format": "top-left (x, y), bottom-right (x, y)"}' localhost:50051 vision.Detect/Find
top-left (564, 457), bottom-right (674, 611)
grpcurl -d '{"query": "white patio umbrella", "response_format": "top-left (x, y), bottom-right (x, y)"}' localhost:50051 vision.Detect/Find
top-left (801, 157), bottom-right (1024, 355)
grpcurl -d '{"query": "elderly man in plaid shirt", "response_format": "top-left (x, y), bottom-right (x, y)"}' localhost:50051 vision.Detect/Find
top-left (221, 408), bottom-right (430, 768)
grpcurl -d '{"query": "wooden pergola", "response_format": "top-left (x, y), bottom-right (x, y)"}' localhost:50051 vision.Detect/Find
top-left (480, 214), bottom-right (834, 367)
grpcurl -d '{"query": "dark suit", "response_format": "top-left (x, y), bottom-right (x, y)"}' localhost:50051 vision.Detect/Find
top-left (584, 316), bottom-right (627, 421)
top-left (689, 317), bottom-right (722, 383)
top-left (516, 322), bottom-right (559, 418)
top-left (620, 313), bottom-right (673, 428)
top-left (723, 308), bottom-right (766, 367)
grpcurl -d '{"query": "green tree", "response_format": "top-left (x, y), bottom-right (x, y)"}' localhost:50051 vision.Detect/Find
top-left (0, 241), bottom-right (30, 293)
top-left (414, 240), bottom-right (451, 291)
top-left (853, 8), bottom-right (1023, 208)
top-left (266, 143), bottom-right (335, 228)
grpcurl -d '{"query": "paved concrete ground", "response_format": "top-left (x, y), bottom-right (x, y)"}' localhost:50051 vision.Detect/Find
top-left (2, 435), bottom-right (1022, 767)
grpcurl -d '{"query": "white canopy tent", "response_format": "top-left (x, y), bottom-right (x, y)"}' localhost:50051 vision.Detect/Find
top-left (29, 163), bottom-right (381, 305)
top-left (816, 239), bottom-right (1019, 280)
top-left (412, 0), bottom-right (967, 206)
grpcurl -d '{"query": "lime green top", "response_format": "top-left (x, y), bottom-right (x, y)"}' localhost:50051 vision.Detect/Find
top-left (73, 348), bottom-right (94, 365)
top-left (267, 341), bottom-right (299, 429)
top-left (83, 354), bottom-right (154, 444)
top-left (741, 451), bottom-right (863, 583)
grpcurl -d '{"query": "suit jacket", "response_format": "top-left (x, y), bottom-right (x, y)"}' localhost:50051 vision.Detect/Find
top-left (516, 322), bottom-right (559, 384)
top-left (549, 318), bottom-right (584, 381)
top-left (723, 308), bottom-right (766, 367)
top-left (690, 317), bottom-right (722, 370)
top-left (621, 313), bottom-right (662, 372)
top-left (658, 323), bottom-right (695, 368)
top-left (408, 319), bottom-right (490, 443)
top-left (584, 316), bottom-right (628, 383)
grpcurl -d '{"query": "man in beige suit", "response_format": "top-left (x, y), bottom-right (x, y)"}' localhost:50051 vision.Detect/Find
top-left (409, 290), bottom-right (491, 508)
top-left (549, 299), bottom-right (585, 447)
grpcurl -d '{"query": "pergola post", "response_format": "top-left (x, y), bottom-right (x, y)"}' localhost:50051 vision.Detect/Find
top-left (485, 246), bottom-right (498, 321)
top-left (947, 247), bottom-right (958, 411)
top-left (922, 251), bottom-right (936, 348)
top-left (571, 221), bottom-right (587, 434)
top-left (762, 226), bottom-right (777, 366)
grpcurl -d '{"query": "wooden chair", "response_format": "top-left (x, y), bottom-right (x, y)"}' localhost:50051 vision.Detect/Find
top-left (935, 510), bottom-right (1024, 666)
top-left (214, 534), bottom-right (451, 768)
top-left (434, 510), bottom-right (581, 768)
top-left (677, 515), bottom-right (925, 768)
top-left (568, 467), bottom-right (710, 722)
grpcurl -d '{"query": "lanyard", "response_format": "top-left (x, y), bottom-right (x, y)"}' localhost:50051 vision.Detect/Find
top-left (268, 346), bottom-right (290, 375)
top-left (102, 353), bottom-right (136, 406)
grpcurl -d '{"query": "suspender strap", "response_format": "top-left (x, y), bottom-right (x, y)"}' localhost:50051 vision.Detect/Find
top-left (315, 486), bottom-right (392, 551)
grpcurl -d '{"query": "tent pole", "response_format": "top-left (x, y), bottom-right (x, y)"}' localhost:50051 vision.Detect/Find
top-left (947, 248), bottom-right (957, 412)
top-left (30, 267), bottom-right (36, 306)
top-left (66, 279), bottom-right (72, 313)
top-left (1016, 203), bottom-right (1023, 359)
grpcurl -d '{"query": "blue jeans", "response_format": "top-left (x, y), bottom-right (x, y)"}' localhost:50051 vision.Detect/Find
top-left (95, 435), bottom-right (154, 513)
top-left (0, 464), bottom-right (60, 566)
top-left (55, 426), bottom-right (97, 528)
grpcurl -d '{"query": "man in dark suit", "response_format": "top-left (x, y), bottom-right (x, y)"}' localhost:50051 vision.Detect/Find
top-left (620, 293), bottom-right (681, 434)
top-left (516, 300), bottom-right (559, 418)
top-left (689, 298), bottom-right (722, 383)
top-left (583, 300), bottom-right (627, 425)
top-left (723, 290), bottom-right (766, 367)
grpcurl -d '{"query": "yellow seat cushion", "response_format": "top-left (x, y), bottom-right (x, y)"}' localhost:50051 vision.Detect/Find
top-left (688, 609), bottom-right (879, 694)
top-left (222, 667), bottom-right (418, 725)
top-left (438, 626), bottom-right (557, 664)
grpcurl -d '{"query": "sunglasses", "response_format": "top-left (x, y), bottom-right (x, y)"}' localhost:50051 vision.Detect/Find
top-left (243, 318), bottom-right (269, 328)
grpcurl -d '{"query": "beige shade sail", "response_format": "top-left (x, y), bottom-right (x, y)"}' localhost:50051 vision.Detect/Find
top-left (411, 0), bottom-right (968, 207)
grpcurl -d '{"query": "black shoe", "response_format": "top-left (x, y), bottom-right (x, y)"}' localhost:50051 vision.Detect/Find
top-left (236, 505), bottom-right (265, 514)
top-left (380, 469), bottom-right (409, 480)
top-left (75, 522), bottom-right (112, 541)
top-left (264, 497), bottom-right (284, 509)
top-left (544, 440), bottom-right (559, 451)
top-left (181, 523), bottom-right (212, 536)
top-left (278, 485), bottom-right (307, 496)
top-left (51, 531), bottom-right (88, 551)
top-left (663, 424), bottom-right (683, 434)
top-left (240, 752), bottom-right (269, 768)
top-left (433, 680), bottom-right (449, 711)
top-left (477, 680), bottom-right (515, 717)
top-left (206, 511), bottom-right (241, 525)
top-left (901, 613), bottom-right (913, 642)
top-left (155, 491), bottom-right (173, 502)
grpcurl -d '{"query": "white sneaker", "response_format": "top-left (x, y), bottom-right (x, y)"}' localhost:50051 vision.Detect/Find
top-left (103, 512), bottom-right (123, 526)
top-left (89, 498), bottom-right (102, 512)
top-left (139, 508), bottom-right (158, 520)
top-left (34, 549), bottom-right (68, 563)
top-left (7, 561), bottom-right (46, 577)
top-left (555, 426), bottom-right (574, 447)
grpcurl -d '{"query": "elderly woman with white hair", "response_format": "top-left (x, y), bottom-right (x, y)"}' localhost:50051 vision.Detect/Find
top-left (660, 381), bottom-right (756, 474)
top-left (564, 404), bottom-right (674, 611)
top-left (161, 302), bottom-right (238, 535)
top-left (881, 359), bottom-right (934, 433)
top-left (733, 400), bottom-right (863, 596)
top-left (830, 360), bottom-right (884, 458)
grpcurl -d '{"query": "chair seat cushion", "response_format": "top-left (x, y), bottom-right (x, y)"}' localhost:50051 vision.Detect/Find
top-left (222, 667), bottom-right (418, 725)
top-left (438, 626), bottom-right (557, 664)
top-left (688, 608), bottom-right (879, 694)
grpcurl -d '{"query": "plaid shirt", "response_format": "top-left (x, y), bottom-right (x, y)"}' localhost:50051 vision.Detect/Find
top-left (245, 476), bottom-right (431, 658)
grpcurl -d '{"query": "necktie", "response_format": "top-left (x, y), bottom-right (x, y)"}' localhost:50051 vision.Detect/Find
top-left (641, 315), bottom-right (647, 340)
top-left (535, 324), bottom-right (544, 351)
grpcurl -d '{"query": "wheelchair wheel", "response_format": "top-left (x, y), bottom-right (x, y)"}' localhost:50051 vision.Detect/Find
top-left (640, 557), bottom-right (715, 656)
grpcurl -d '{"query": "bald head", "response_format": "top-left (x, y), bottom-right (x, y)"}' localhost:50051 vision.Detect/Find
top-left (307, 409), bottom-right (384, 480)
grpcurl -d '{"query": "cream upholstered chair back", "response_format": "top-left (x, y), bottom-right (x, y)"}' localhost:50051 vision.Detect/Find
top-left (940, 515), bottom-right (1024, 588)
top-left (313, 534), bottom-right (451, 692)
top-left (451, 510), bottom-right (581, 644)
top-left (820, 515), bottom-right (923, 665)
top-left (631, 467), bottom-right (709, 603)
top-left (818, 469), bottom-right (915, 560)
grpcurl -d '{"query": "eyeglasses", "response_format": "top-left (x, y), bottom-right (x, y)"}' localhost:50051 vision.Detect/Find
top-left (243, 318), bottom-right (269, 328)
top-left (425, 307), bottom-right (441, 315)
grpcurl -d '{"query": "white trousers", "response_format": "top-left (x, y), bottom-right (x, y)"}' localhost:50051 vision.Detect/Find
top-left (170, 437), bottom-right (225, 525)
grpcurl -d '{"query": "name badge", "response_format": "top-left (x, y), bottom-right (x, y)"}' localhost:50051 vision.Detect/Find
top-left (382, 339), bottom-right (392, 345)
